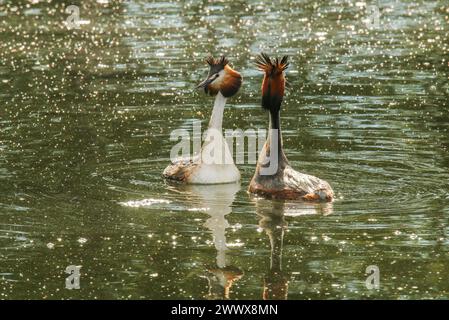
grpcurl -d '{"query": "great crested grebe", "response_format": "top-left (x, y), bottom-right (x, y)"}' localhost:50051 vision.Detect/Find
top-left (248, 53), bottom-right (334, 201)
top-left (163, 56), bottom-right (242, 184)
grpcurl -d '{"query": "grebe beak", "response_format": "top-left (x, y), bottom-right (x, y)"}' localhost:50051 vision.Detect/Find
top-left (196, 73), bottom-right (219, 89)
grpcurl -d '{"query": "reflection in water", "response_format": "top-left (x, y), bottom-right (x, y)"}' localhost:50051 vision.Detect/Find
top-left (254, 198), bottom-right (333, 300)
top-left (256, 199), bottom-right (289, 300)
top-left (282, 201), bottom-right (334, 218)
top-left (172, 183), bottom-right (243, 299)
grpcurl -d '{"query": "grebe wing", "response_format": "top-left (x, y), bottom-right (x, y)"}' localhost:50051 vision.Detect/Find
top-left (283, 166), bottom-right (334, 200)
top-left (162, 156), bottom-right (200, 182)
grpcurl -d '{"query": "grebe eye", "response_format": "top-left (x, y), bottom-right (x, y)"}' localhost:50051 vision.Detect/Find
top-left (209, 73), bottom-right (219, 82)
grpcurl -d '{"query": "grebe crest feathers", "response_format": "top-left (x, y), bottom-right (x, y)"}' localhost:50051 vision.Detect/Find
top-left (255, 53), bottom-right (289, 112)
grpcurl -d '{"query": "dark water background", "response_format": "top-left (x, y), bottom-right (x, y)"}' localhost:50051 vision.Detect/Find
top-left (0, 0), bottom-right (448, 299)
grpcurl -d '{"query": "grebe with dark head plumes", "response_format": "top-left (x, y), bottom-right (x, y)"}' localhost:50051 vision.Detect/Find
top-left (248, 53), bottom-right (334, 201)
top-left (163, 56), bottom-right (242, 184)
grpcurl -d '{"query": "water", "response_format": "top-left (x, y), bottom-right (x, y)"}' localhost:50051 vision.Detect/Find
top-left (0, 0), bottom-right (448, 299)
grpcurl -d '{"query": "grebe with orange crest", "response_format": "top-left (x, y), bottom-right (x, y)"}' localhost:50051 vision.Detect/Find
top-left (248, 53), bottom-right (333, 201)
top-left (163, 56), bottom-right (242, 184)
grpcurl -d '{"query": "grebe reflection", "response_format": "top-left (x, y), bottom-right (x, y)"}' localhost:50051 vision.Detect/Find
top-left (170, 182), bottom-right (243, 299)
top-left (253, 197), bottom-right (333, 299)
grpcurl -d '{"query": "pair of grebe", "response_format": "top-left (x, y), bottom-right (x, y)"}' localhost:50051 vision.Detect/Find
top-left (163, 54), bottom-right (333, 202)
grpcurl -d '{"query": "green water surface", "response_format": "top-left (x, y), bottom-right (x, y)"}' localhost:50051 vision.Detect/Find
top-left (0, 0), bottom-right (448, 299)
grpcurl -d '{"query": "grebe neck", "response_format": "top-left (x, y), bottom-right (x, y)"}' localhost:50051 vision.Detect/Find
top-left (208, 92), bottom-right (227, 131)
top-left (268, 110), bottom-right (284, 157)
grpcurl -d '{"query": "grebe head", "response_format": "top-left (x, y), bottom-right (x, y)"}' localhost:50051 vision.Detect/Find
top-left (255, 53), bottom-right (289, 112)
top-left (196, 56), bottom-right (242, 98)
